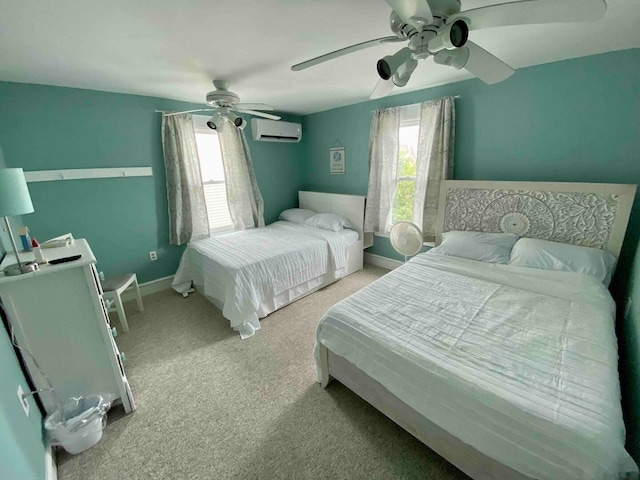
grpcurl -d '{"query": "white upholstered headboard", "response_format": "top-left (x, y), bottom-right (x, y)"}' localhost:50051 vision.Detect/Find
top-left (299, 191), bottom-right (366, 241)
top-left (436, 181), bottom-right (636, 258)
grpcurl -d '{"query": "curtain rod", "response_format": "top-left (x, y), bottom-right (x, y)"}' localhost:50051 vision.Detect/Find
top-left (371, 95), bottom-right (460, 113)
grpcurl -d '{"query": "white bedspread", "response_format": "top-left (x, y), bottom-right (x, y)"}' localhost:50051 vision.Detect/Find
top-left (173, 221), bottom-right (349, 338)
top-left (315, 253), bottom-right (637, 480)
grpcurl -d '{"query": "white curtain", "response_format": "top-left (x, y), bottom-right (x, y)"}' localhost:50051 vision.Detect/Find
top-left (364, 106), bottom-right (401, 234)
top-left (218, 120), bottom-right (265, 230)
top-left (161, 114), bottom-right (210, 245)
top-left (412, 97), bottom-right (455, 242)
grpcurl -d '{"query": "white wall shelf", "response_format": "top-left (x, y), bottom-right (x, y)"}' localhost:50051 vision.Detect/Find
top-left (24, 167), bottom-right (152, 183)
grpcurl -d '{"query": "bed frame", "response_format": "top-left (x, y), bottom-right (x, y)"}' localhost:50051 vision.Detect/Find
top-left (319, 180), bottom-right (637, 480)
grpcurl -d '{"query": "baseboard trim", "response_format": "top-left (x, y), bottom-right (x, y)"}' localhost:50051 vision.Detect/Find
top-left (121, 275), bottom-right (174, 301)
top-left (46, 445), bottom-right (57, 480)
top-left (364, 253), bottom-right (403, 270)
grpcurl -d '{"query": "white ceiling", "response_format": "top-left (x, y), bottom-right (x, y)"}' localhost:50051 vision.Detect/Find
top-left (0, 0), bottom-right (638, 115)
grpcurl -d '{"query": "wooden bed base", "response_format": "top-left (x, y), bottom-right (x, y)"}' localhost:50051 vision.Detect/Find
top-left (318, 344), bottom-right (532, 480)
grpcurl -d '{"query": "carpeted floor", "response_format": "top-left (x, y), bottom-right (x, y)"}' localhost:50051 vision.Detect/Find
top-left (56, 265), bottom-right (467, 480)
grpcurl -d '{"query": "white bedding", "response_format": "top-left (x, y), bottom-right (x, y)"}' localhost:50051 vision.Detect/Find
top-left (173, 221), bottom-right (349, 338)
top-left (336, 228), bottom-right (359, 245)
top-left (315, 253), bottom-right (637, 480)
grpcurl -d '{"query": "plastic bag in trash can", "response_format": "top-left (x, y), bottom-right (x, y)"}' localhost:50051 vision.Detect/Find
top-left (44, 393), bottom-right (113, 454)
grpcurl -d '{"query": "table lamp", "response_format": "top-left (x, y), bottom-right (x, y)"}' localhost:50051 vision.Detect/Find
top-left (0, 168), bottom-right (39, 276)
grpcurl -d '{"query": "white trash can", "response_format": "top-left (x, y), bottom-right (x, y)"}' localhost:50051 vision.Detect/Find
top-left (44, 393), bottom-right (113, 455)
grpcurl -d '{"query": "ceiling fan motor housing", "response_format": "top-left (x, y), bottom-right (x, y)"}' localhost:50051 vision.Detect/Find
top-left (206, 90), bottom-right (240, 107)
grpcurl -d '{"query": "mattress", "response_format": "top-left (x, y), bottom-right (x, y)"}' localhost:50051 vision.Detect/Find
top-left (336, 228), bottom-right (359, 245)
top-left (315, 253), bottom-right (637, 480)
top-left (173, 221), bottom-right (350, 338)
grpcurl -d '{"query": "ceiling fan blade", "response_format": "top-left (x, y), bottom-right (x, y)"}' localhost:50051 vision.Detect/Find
top-left (452, 0), bottom-right (606, 31)
top-left (233, 108), bottom-right (281, 121)
top-left (370, 78), bottom-right (395, 99)
top-left (463, 41), bottom-right (515, 84)
top-left (162, 108), bottom-right (213, 117)
top-left (235, 103), bottom-right (275, 111)
top-left (385, 0), bottom-right (433, 28)
top-left (291, 36), bottom-right (404, 71)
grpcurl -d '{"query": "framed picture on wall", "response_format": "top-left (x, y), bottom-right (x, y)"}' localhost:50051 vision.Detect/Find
top-left (330, 147), bottom-right (346, 174)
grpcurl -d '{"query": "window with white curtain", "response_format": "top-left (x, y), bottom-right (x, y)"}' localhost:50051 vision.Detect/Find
top-left (365, 97), bottom-right (453, 241)
top-left (392, 104), bottom-right (420, 224)
top-left (193, 117), bottom-right (233, 234)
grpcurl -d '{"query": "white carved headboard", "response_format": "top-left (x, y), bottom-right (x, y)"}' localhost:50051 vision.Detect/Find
top-left (436, 181), bottom-right (636, 258)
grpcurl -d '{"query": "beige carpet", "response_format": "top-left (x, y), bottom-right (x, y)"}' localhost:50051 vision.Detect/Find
top-left (57, 265), bottom-right (467, 480)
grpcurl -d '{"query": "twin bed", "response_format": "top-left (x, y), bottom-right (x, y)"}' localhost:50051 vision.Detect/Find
top-left (172, 191), bottom-right (366, 338)
top-left (173, 181), bottom-right (638, 479)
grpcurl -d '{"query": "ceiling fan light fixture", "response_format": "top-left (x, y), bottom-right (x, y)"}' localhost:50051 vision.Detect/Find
top-left (377, 47), bottom-right (412, 80)
top-left (207, 112), bottom-right (225, 132)
top-left (392, 58), bottom-right (418, 87)
top-left (433, 47), bottom-right (470, 70)
top-left (227, 112), bottom-right (247, 130)
top-left (427, 18), bottom-right (469, 53)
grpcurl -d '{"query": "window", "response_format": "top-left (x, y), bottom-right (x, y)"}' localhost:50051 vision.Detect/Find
top-left (193, 117), bottom-right (233, 234)
top-left (392, 105), bottom-right (420, 224)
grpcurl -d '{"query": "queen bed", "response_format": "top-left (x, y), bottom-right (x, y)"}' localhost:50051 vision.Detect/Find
top-left (315, 181), bottom-right (638, 480)
top-left (173, 191), bottom-right (366, 338)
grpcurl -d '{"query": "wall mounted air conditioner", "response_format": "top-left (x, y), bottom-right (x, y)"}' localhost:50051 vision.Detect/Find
top-left (251, 118), bottom-right (302, 143)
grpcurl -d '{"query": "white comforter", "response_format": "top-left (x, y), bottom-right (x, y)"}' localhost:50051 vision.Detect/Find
top-left (173, 221), bottom-right (349, 338)
top-left (315, 253), bottom-right (638, 480)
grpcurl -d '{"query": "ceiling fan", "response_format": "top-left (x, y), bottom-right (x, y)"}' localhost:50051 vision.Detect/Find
top-left (292, 0), bottom-right (607, 98)
top-left (165, 80), bottom-right (281, 131)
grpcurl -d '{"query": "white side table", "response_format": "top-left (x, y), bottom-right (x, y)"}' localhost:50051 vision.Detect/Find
top-left (102, 273), bottom-right (144, 332)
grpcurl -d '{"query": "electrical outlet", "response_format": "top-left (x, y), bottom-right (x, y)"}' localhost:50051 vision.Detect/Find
top-left (17, 385), bottom-right (29, 417)
top-left (149, 251), bottom-right (157, 261)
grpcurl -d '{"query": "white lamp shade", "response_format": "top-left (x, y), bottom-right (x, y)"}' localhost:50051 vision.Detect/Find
top-left (0, 168), bottom-right (34, 216)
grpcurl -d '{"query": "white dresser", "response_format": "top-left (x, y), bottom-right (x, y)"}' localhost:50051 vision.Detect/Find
top-left (0, 239), bottom-right (135, 414)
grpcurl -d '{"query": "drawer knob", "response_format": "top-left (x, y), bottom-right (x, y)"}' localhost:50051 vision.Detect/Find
top-left (120, 352), bottom-right (126, 363)
top-left (104, 298), bottom-right (112, 310)
top-left (111, 327), bottom-right (117, 338)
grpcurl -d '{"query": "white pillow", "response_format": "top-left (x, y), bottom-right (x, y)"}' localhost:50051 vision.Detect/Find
top-left (509, 238), bottom-right (616, 285)
top-left (279, 208), bottom-right (316, 224)
top-left (429, 231), bottom-right (518, 264)
top-left (304, 213), bottom-right (353, 232)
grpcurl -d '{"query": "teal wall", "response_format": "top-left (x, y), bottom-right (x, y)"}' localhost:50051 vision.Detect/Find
top-left (0, 143), bottom-right (20, 255)
top-left (0, 143), bottom-right (8, 253)
top-left (301, 48), bottom-right (640, 457)
top-left (0, 82), bottom-right (304, 283)
top-left (0, 318), bottom-right (46, 480)
top-left (623, 245), bottom-right (640, 460)
top-left (1, 139), bottom-right (45, 479)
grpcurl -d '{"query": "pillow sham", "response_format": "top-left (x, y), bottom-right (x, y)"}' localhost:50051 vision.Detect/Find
top-left (509, 238), bottom-right (616, 285)
top-left (279, 208), bottom-right (316, 224)
top-left (428, 231), bottom-right (518, 264)
top-left (304, 213), bottom-right (353, 232)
